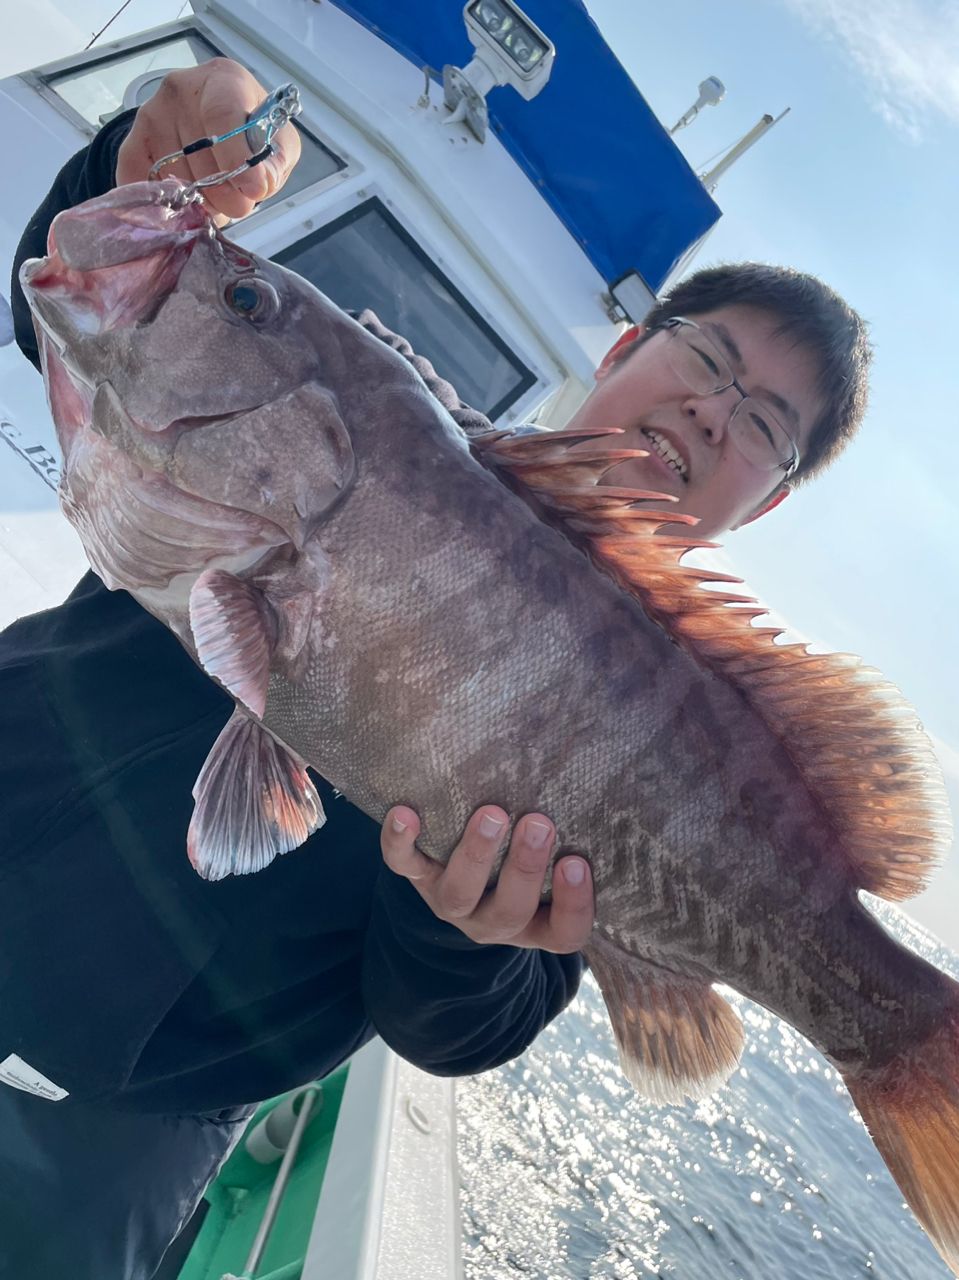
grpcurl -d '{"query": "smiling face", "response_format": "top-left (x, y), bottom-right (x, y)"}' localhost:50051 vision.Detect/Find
top-left (567, 304), bottom-right (825, 539)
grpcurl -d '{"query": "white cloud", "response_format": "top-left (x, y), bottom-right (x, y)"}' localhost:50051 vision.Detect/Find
top-left (781, 0), bottom-right (959, 138)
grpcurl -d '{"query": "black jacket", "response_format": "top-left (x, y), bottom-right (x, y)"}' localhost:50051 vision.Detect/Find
top-left (1, 111), bottom-right (582, 1115)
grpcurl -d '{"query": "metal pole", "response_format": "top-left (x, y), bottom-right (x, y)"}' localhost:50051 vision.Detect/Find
top-left (221, 1085), bottom-right (320, 1280)
top-left (699, 108), bottom-right (790, 192)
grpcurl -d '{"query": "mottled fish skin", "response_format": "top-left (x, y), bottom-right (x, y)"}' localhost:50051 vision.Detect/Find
top-left (255, 391), bottom-right (949, 1074)
top-left (19, 180), bottom-right (959, 1275)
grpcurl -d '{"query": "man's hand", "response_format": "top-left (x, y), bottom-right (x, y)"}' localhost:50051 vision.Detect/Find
top-left (116, 58), bottom-right (301, 222)
top-left (381, 805), bottom-right (594, 954)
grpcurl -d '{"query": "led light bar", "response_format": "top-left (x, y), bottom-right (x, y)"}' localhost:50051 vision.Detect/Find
top-left (468, 0), bottom-right (551, 76)
top-left (444, 0), bottom-right (555, 141)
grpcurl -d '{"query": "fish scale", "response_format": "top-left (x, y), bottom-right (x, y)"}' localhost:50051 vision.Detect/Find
top-left (19, 177), bottom-right (959, 1276)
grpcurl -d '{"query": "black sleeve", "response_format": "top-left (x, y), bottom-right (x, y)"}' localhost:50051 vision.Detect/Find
top-left (11, 108), bottom-right (138, 373)
top-left (361, 865), bottom-right (583, 1076)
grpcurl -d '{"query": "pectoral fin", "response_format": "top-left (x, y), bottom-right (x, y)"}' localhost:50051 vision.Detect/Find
top-left (585, 936), bottom-right (744, 1104)
top-left (188, 708), bottom-right (325, 880)
top-left (189, 568), bottom-right (276, 718)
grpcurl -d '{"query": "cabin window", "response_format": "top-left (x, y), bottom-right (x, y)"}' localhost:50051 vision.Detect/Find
top-left (274, 199), bottom-right (536, 420)
top-left (43, 32), bottom-right (223, 128)
top-left (39, 32), bottom-right (345, 205)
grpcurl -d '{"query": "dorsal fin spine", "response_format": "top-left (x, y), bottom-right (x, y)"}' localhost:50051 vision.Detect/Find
top-left (473, 428), bottom-right (953, 902)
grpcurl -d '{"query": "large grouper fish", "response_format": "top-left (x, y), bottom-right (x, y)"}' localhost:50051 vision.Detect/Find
top-left (20, 178), bottom-right (959, 1272)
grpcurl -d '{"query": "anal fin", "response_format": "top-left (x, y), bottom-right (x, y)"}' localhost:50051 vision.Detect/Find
top-left (188, 708), bottom-right (325, 880)
top-left (585, 935), bottom-right (744, 1104)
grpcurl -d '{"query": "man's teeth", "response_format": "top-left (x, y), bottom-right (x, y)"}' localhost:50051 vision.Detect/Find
top-left (642, 429), bottom-right (688, 481)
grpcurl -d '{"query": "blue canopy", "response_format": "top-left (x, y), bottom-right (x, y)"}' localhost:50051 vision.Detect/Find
top-left (330, 0), bottom-right (721, 293)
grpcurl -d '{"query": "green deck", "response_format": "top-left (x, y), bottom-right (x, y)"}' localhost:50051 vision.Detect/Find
top-left (177, 1064), bottom-right (349, 1280)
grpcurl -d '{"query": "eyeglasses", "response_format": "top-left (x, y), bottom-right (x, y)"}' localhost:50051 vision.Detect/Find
top-left (657, 317), bottom-right (800, 478)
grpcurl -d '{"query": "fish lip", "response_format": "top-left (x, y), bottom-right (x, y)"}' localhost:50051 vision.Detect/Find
top-left (640, 425), bottom-right (691, 484)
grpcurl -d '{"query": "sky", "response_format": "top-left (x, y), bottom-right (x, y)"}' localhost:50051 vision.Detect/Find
top-left (1, 0), bottom-right (957, 943)
top-left (584, 0), bottom-right (959, 946)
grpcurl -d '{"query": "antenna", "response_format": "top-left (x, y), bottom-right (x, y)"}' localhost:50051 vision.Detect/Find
top-left (699, 108), bottom-right (791, 192)
top-left (669, 76), bottom-right (725, 134)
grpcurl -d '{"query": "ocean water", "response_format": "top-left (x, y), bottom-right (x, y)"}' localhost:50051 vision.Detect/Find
top-left (457, 901), bottom-right (958, 1279)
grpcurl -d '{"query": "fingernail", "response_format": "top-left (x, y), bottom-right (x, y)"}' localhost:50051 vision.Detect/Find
top-left (391, 816), bottom-right (408, 833)
top-left (264, 153), bottom-right (285, 193)
top-left (562, 857), bottom-right (587, 887)
top-left (526, 819), bottom-right (552, 849)
top-left (479, 812), bottom-right (506, 839)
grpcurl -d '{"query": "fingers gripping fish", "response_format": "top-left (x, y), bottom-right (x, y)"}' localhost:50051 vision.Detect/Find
top-left (19, 180), bottom-right (959, 1274)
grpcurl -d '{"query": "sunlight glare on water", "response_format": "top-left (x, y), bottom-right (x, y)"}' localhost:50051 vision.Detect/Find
top-left (457, 902), bottom-right (959, 1278)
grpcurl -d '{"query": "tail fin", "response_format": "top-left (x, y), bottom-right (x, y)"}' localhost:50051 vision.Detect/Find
top-left (843, 1004), bottom-right (959, 1276)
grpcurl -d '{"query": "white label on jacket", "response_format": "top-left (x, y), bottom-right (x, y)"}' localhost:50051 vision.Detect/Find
top-left (0, 1054), bottom-right (69, 1100)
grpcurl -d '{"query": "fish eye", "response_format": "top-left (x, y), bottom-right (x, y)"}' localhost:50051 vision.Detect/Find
top-left (225, 278), bottom-right (279, 322)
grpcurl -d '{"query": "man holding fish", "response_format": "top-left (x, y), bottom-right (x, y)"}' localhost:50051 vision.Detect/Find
top-left (1, 58), bottom-right (880, 1280)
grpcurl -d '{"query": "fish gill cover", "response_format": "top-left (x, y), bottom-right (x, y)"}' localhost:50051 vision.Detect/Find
top-left (327, 0), bottom-right (722, 292)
